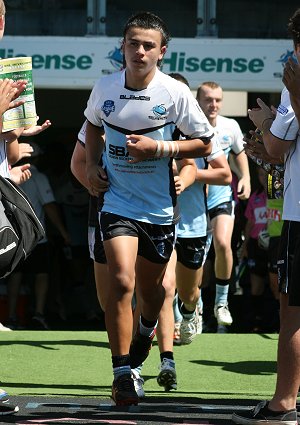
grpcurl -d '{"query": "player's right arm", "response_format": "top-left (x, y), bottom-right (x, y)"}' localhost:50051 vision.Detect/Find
top-left (85, 120), bottom-right (107, 196)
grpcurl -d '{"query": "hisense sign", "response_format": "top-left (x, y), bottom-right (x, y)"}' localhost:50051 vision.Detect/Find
top-left (0, 36), bottom-right (293, 92)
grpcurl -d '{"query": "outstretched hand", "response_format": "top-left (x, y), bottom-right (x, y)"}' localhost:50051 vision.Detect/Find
top-left (0, 79), bottom-right (26, 117)
top-left (11, 79), bottom-right (27, 100)
top-left (18, 142), bottom-right (34, 160)
top-left (9, 163), bottom-right (31, 184)
top-left (22, 117), bottom-right (52, 136)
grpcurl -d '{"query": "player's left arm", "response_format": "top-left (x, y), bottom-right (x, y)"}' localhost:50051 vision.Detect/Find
top-left (126, 134), bottom-right (212, 163)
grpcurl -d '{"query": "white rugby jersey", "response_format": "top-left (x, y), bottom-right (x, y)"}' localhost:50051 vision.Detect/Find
top-left (177, 137), bottom-right (223, 238)
top-left (270, 87), bottom-right (300, 221)
top-left (207, 115), bottom-right (244, 210)
top-left (84, 68), bottom-right (213, 225)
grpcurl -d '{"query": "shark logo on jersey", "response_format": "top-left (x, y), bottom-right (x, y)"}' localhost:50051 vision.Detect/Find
top-left (101, 100), bottom-right (115, 117)
top-left (149, 104), bottom-right (168, 120)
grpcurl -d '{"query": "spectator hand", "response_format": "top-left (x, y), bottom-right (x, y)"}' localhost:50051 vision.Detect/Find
top-left (11, 79), bottom-right (27, 99)
top-left (0, 79), bottom-right (26, 115)
top-left (9, 163), bottom-right (31, 184)
top-left (18, 142), bottom-right (34, 160)
top-left (21, 117), bottom-right (52, 136)
top-left (283, 57), bottom-right (300, 102)
top-left (248, 98), bottom-right (273, 130)
top-left (244, 131), bottom-right (283, 164)
top-left (244, 131), bottom-right (267, 160)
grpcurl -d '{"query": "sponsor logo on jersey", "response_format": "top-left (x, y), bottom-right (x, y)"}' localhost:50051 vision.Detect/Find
top-left (101, 100), bottom-right (115, 117)
top-left (108, 144), bottom-right (129, 159)
top-left (120, 94), bottom-right (150, 101)
top-left (149, 104), bottom-right (168, 120)
top-left (277, 104), bottom-right (288, 116)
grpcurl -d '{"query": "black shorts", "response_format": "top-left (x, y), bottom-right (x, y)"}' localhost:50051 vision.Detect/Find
top-left (208, 201), bottom-right (235, 221)
top-left (176, 235), bottom-right (211, 270)
top-left (277, 221), bottom-right (300, 306)
top-left (88, 225), bottom-right (106, 264)
top-left (100, 212), bottom-right (175, 264)
top-left (14, 242), bottom-right (50, 274)
top-left (246, 237), bottom-right (268, 277)
top-left (268, 236), bottom-right (281, 274)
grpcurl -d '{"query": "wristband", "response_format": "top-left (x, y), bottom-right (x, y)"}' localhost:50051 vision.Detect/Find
top-left (154, 140), bottom-right (162, 157)
top-left (154, 140), bottom-right (180, 158)
top-left (261, 117), bottom-right (273, 131)
top-left (162, 140), bottom-right (170, 157)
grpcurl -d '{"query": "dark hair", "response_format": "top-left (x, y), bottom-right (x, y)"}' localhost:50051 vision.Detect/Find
top-left (287, 8), bottom-right (300, 47)
top-left (123, 11), bottom-right (170, 47)
top-left (168, 73), bottom-right (190, 88)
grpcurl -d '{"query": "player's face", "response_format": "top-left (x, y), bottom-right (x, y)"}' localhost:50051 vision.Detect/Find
top-left (197, 86), bottom-right (223, 121)
top-left (123, 27), bottom-right (166, 83)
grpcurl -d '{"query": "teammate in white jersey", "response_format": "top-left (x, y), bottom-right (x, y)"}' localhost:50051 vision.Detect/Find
top-left (232, 8), bottom-right (300, 425)
top-left (84, 11), bottom-right (214, 406)
top-left (196, 82), bottom-right (251, 331)
top-left (175, 138), bottom-right (231, 345)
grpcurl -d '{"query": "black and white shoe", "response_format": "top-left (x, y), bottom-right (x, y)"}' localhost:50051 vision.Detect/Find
top-left (232, 400), bottom-right (297, 424)
top-left (0, 401), bottom-right (19, 415)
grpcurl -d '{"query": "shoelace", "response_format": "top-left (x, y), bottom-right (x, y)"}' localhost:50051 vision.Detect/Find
top-left (159, 358), bottom-right (175, 371)
top-left (132, 371), bottom-right (144, 384)
top-left (252, 400), bottom-right (268, 417)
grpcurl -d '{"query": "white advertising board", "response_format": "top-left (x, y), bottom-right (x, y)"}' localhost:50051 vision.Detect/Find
top-left (0, 36), bottom-right (293, 92)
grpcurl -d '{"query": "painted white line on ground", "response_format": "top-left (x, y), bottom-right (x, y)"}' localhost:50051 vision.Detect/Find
top-left (17, 418), bottom-right (137, 424)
